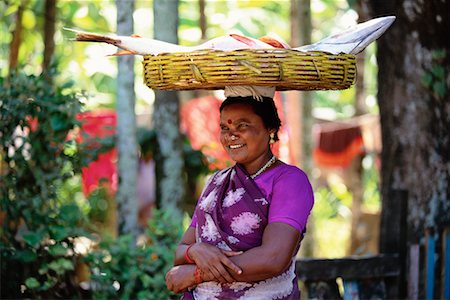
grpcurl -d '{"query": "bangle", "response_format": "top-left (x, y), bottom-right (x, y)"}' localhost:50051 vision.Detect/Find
top-left (194, 266), bottom-right (202, 284)
top-left (184, 244), bottom-right (195, 264)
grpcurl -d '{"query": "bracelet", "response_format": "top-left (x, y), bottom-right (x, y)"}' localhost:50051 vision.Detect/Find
top-left (184, 244), bottom-right (195, 264)
top-left (194, 266), bottom-right (202, 284)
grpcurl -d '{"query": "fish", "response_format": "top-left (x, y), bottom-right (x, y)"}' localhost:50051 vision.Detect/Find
top-left (294, 16), bottom-right (396, 54)
top-left (258, 36), bottom-right (290, 49)
top-left (65, 15), bottom-right (395, 56)
top-left (64, 28), bottom-right (273, 56)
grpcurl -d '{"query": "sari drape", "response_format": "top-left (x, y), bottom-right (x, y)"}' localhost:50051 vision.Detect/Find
top-left (186, 164), bottom-right (299, 300)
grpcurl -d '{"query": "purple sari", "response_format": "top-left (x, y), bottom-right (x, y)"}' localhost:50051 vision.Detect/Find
top-left (185, 164), bottom-right (300, 300)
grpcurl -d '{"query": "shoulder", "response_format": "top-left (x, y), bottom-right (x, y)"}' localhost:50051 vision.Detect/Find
top-left (272, 163), bottom-right (311, 185)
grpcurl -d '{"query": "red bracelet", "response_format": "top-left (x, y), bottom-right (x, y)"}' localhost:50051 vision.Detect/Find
top-left (184, 244), bottom-right (195, 264)
top-left (194, 266), bottom-right (202, 284)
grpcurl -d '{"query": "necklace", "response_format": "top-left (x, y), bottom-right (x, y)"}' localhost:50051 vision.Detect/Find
top-left (250, 156), bottom-right (277, 179)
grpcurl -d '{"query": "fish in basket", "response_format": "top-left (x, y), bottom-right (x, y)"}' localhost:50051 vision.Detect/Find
top-left (65, 16), bottom-right (395, 91)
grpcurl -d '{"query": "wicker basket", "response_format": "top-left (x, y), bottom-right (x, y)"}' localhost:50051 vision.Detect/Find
top-left (143, 49), bottom-right (356, 91)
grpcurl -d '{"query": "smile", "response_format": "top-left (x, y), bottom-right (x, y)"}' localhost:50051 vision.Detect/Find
top-left (229, 144), bottom-right (244, 149)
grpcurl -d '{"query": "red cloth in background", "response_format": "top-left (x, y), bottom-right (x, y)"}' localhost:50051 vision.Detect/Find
top-left (180, 96), bottom-right (229, 170)
top-left (76, 110), bottom-right (117, 196)
top-left (313, 121), bottom-right (364, 167)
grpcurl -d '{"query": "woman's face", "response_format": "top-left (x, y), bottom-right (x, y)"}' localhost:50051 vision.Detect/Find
top-left (220, 103), bottom-right (271, 168)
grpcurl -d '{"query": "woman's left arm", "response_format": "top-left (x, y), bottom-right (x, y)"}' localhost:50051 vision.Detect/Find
top-left (226, 222), bottom-right (301, 282)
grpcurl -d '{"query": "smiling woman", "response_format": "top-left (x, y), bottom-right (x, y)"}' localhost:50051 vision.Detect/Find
top-left (165, 86), bottom-right (315, 300)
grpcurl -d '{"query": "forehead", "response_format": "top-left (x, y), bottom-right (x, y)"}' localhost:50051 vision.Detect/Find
top-left (220, 103), bottom-right (259, 121)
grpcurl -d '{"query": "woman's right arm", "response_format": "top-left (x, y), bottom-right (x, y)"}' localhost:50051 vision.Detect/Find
top-left (173, 227), bottom-right (242, 283)
top-left (173, 227), bottom-right (196, 266)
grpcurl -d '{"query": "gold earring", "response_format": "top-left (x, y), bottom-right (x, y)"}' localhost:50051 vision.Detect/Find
top-left (269, 133), bottom-right (275, 144)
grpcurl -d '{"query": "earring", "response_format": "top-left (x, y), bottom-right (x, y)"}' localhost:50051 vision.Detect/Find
top-left (269, 133), bottom-right (275, 144)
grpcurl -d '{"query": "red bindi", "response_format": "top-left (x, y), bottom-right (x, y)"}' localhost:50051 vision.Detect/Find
top-left (227, 119), bottom-right (232, 124)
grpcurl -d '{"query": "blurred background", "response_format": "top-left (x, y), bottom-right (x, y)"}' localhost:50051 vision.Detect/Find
top-left (1, 0), bottom-right (448, 299)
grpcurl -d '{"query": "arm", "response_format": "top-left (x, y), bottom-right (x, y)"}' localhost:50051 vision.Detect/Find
top-left (173, 226), bottom-right (242, 283)
top-left (227, 222), bottom-right (301, 282)
top-left (173, 227), bottom-right (196, 266)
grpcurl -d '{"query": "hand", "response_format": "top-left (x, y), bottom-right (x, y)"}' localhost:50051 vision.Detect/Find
top-left (166, 265), bottom-right (196, 294)
top-left (189, 242), bottom-right (243, 283)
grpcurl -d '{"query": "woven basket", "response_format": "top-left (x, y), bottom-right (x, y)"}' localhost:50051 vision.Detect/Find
top-left (143, 49), bottom-right (356, 91)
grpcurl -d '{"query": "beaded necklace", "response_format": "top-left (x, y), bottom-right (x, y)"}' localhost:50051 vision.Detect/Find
top-left (250, 156), bottom-right (277, 179)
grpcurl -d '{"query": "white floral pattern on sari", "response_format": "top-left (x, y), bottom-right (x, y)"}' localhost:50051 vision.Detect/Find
top-left (230, 212), bottom-right (262, 235)
top-left (201, 214), bottom-right (220, 242)
top-left (223, 188), bottom-right (246, 207)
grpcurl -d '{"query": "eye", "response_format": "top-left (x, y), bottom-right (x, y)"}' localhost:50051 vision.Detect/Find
top-left (220, 125), bottom-right (229, 131)
top-left (237, 123), bottom-right (249, 129)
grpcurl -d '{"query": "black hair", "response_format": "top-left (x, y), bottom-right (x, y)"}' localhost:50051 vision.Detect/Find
top-left (219, 96), bottom-right (282, 142)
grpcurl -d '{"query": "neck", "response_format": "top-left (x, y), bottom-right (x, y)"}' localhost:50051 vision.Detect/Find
top-left (242, 152), bottom-right (274, 176)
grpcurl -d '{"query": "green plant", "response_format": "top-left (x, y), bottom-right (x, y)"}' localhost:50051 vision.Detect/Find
top-left (421, 49), bottom-right (447, 99)
top-left (84, 208), bottom-right (183, 300)
top-left (0, 70), bottom-right (89, 298)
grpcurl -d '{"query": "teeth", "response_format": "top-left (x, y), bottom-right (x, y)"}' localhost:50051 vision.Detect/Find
top-left (229, 144), bottom-right (244, 149)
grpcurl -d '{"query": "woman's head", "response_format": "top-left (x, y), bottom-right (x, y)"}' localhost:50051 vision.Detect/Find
top-left (220, 96), bottom-right (281, 141)
top-left (219, 96), bottom-right (281, 167)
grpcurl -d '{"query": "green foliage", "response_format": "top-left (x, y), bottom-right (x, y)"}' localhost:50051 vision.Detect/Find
top-left (84, 208), bottom-right (183, 300)
top-left (0, 70), bottom-right (89, 298)
top-left (421, 49), bottom-right (447, 99)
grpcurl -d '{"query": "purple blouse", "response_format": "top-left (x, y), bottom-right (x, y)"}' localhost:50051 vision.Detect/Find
top-left (190, 163), bottom-right (313, 235)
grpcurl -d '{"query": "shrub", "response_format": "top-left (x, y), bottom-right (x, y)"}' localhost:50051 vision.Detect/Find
top-left (0, 70), bottom-right (89, 298)
top-left (84, 208), bottom-right (183, 300)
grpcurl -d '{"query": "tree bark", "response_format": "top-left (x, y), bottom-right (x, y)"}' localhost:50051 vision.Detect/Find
top-left (153, 0), bottom-right (185, 219)
top-left (291, 0), bottom-right (314, 258)
top-left (42, 0), bottom-right (56, 72)
top-left (8, 0), bottom-right (28, 72)
top-left (299, 0), bottom-right (313, 175)
top-left (370, 0), bottom-right (449, 298)
top-left (116, 0), bottom-right (138, 237)
top-left (199, 0), bottom-right (207, 41)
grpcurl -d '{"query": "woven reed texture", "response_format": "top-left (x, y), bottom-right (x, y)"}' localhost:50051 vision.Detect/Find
top-left (143, 49), bottom-right (356, 91)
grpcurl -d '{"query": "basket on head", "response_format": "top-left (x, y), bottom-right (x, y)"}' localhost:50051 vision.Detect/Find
top-left (142, 49), bottom-right (356, 91)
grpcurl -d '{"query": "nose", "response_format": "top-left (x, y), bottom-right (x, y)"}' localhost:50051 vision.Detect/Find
top-left (226, 131), bottom-right (239, 142)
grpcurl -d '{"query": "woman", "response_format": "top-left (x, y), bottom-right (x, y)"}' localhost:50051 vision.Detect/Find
top-left (166, 86), bottom-right (314, 299)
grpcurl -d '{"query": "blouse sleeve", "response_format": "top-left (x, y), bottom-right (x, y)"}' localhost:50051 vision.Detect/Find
top-left (268, 167), bottom-right (314, 233)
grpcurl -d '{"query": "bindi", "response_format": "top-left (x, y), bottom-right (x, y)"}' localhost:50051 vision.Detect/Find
top-left (227, 119), bottom-right (232, 124)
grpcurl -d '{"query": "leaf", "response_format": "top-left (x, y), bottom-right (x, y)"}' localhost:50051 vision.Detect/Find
top-left (431, 65), bottom-right (445, 80)
top-left (421, 73), bottom-right (433, 88)
top-left (23, 231), bottom-right (45, 248)
top-left (60, 203), bottom-right (81, 224)
top-left (48, 258), bottom-right (74, 275)
top-left (48, 243), bottom-right (68, 256)
top-left (49, 225), bottom-right (70, 241)
top-left (432, 49), bottom-right (446, 60)
top-left (25, 277), bottom-right (40, 289)
top-left (16, 249), bottom-right (38, 263)
top-left (433, 81), bottom-right (446, 98)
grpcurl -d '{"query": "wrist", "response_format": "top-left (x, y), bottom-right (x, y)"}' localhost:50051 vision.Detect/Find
top-left (184, 243), bottom-right (195, 264)
top-left (194, 266), bottom-right (202, 285)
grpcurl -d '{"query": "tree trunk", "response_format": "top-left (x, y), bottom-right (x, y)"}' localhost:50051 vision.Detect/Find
top-left (199, 0), bottom-right (207, 41)
top-left (116, 0), bottom-right (138, 237)
top-left (42, 0), bottom-right (56, 72)
top-left (291, 0), bottom-right (314, 258)
top-left (153, 0), bottom-right (185, 218)
top-left (299, 0), bottom-right (313, 175)
top-left (8, 0), bottom-right (28, 72)
top-left (370, 0), bottom-right (449, 298)
top-left (349, 0), bottom-right (370, 256)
